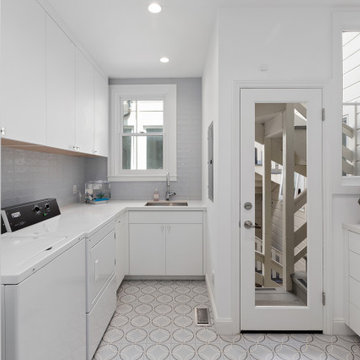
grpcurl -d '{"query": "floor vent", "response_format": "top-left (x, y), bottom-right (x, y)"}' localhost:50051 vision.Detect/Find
top-left (195, 307), bottom-right (210, 326)
top-left (255, 287), bottom-right (276, 291)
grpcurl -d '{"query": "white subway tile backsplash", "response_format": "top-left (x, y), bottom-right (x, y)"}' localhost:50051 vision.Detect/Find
top-left (1, 147), bottom-right (87, 207)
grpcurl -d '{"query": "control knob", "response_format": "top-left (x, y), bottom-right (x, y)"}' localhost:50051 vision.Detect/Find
top-left (33, 205), bottom-right (41, 214)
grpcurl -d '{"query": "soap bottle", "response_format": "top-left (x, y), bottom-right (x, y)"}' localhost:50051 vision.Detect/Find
top-left (153, 188), bottom-right (160, 201)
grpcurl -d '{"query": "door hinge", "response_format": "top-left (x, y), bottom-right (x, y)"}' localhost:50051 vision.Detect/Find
top-left (322, 108), bottom-right (325, 122)
top-left (322, 291), bottom-right (326, 306)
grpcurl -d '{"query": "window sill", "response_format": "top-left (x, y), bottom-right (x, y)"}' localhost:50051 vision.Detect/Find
top-left (108, 174), bottom-right (177, 182)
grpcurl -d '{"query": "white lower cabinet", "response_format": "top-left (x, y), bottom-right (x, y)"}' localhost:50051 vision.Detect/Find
top-left (115, 213), bottom-right (129, 288)
top-left (166, 224), bottom-right (203, 275)
top-left (130, 224), bottom-right (166, 275)
top-left (344, 228), bottom-right (360, 335)
top-left (129, 211), bottom-right (204, 276)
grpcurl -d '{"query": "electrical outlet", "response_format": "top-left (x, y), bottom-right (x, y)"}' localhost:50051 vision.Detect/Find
top-left (72, 185), bottom-right (78, 194)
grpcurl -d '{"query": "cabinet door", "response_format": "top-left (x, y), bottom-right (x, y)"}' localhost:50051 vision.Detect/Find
top-left (75, 49), bottom-right (94, 153)
top-left (166, 224), bottom-right (203, 275)
top-left (46, 16), bottom-right (76, 150)
top-left (94, 70), bottom-right (109, 156)
top-left (115, 215), bottom-right (129, 288)
top-left (129, 224), bottom-right (165, 275)
top-left (1, 0), bottom-right (46, 144)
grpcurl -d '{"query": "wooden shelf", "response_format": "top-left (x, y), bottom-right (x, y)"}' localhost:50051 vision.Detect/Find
top-left (1, 138), bottom-right (106, 158)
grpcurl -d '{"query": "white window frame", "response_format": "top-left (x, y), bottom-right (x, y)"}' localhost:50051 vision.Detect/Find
top-left (332, 11), bottom-right (360, 186)
top-left (109, 84), bottom-right (177, 182)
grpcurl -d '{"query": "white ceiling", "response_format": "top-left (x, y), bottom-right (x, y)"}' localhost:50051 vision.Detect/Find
top-left (47, 0), bottom-right (360, 79)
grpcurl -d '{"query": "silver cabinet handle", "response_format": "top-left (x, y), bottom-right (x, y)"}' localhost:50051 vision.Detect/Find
top-left (244, 220), bottom-right (261, 229)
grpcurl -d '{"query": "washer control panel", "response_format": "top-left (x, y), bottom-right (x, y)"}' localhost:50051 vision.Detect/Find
top-left (1, 198), bottom-right (61, 232)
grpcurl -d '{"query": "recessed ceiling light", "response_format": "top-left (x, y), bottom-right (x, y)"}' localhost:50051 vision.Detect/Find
top-left (160, 57), bottom-right (169, 63)
top-left (148, 2), bottom-right (162, 14)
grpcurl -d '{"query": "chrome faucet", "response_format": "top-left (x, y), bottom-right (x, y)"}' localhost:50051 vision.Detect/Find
top-left (165, 172), bottom-right (176, 201)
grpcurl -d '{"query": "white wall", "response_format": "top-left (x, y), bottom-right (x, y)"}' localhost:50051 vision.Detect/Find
top-left (203, 5), bottom-right (360, 334)
top-left (202, 20), bottom-right (221, 322)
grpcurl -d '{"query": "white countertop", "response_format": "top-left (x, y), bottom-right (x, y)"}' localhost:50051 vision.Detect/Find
top-left (343, 223), bottom-right (360, 234)
top-left (1, 200), bottom-right (206, 284)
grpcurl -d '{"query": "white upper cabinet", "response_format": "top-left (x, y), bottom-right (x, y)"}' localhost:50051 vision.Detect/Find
top-left (94, 70), bottom-right (109, 156)
top-left (1, 0), bottom-right (109, 157)
top-left (75, 49), bottom-right (94, 154)
top-left (1, 0), bottom-right (46, 144)
top-left (46, 16), bottom-right (76, 151)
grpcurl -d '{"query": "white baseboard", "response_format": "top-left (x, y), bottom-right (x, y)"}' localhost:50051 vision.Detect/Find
top-left (332, 319), bottom-right (356, 336)
top-left (205, 274), bottom-right (235, 335)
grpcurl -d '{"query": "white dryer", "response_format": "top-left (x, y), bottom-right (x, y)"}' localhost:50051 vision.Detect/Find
top-left (86, 219), bottom-right (117, 360)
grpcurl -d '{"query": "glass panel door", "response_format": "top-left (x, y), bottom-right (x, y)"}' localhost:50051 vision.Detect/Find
top-left (254, 103), bottom-right (308, 307)
top-left (240, 89), bottom-right (323, 331)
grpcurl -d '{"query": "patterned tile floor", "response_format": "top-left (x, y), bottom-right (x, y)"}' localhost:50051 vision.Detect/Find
top-left (94, 280), bottom-right (360, 360)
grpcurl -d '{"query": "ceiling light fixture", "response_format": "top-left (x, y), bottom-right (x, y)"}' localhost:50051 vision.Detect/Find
top-left (160, 57), bottom-right (169, 63)
top-left (148, 2), bottom-right (162, 14)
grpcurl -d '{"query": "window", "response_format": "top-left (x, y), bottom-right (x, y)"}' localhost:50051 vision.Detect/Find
top-left (342, 31), bottom-right (360, 177)
top-left (122, 100), bottom-right (164, 170)
top-left (109, 84), bottom-right (177, 181)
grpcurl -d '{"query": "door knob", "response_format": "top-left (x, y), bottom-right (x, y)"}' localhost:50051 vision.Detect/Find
top-left (244, 220), bottom-right (261, 229)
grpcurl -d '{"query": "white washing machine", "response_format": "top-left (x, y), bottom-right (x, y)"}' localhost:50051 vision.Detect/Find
top-left (1, 199), bottom-right (86, 360)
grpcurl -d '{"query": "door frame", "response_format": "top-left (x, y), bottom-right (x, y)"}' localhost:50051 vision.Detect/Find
top-left (230, 80), bottom-right (332, 334)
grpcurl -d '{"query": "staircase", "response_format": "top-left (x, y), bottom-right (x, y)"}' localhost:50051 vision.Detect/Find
top-left (254, 103), bottom-right (308, 292)
top-left (342, 102), bottom-right (360, 176)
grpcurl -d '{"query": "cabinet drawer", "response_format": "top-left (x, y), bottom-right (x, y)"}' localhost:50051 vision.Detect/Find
top-left (349, 251), bottom-right (360, 282)
top-left (349, 303), bottom-right (360, 336)
top-left (350, 277), bottom-right (360, 308)
top-left (129, 211), bottom-right (203, 224)
top-left (349, 231), bottom-right (360, 255)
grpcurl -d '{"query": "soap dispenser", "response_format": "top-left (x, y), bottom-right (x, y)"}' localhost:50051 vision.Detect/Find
top-left (153, 188), bottom-right (160, 201)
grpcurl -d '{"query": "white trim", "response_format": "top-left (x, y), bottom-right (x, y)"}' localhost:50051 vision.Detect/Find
top-left (332, 319), bottom-right (355, 336)
top-left (205, 274), bottom-right (235, 335)
top-left (109, 84), bottom-right (177, 181)
top-left (108, 174), bottom-right (177, 182)
top-left (332, 11), bottom-right (360, 189)
top-left (231, 80), bottom-right (330, 334)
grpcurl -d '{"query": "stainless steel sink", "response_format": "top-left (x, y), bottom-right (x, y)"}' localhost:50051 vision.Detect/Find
top-left (145, 201), bottom-right (188, 207)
